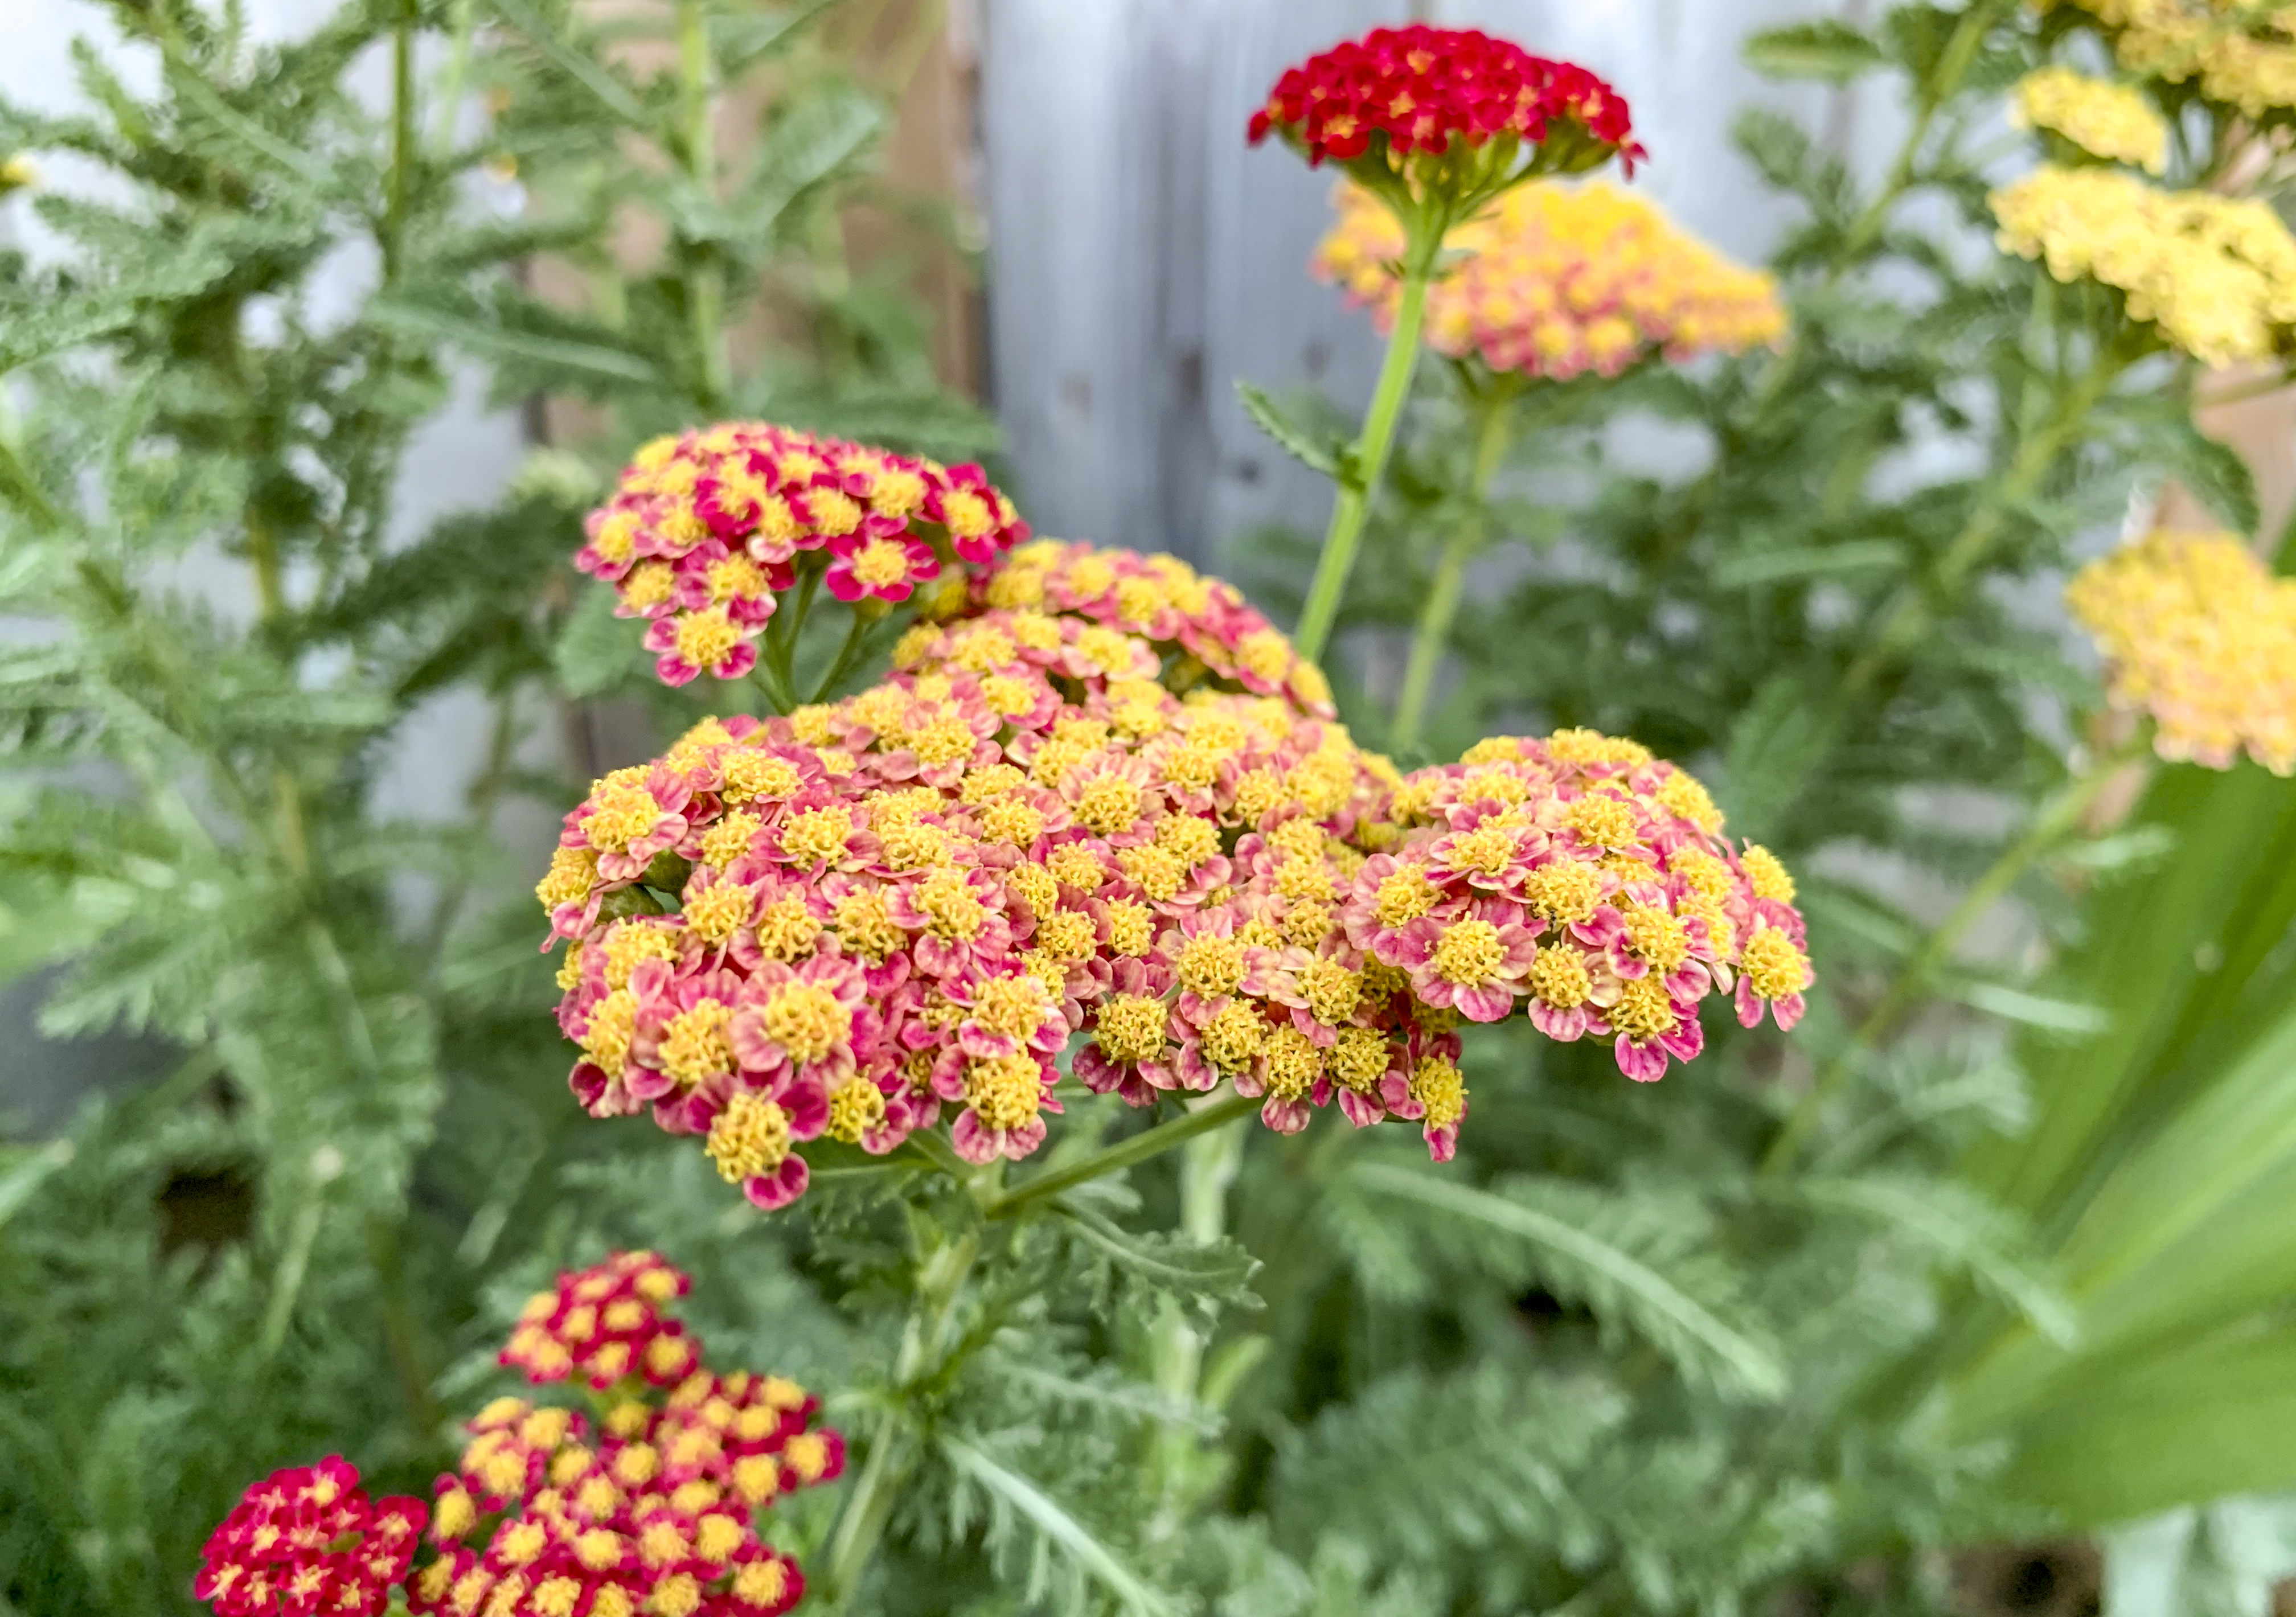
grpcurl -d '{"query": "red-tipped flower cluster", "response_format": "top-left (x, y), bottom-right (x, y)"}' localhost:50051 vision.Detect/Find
top-left (575, 422), bottom-right (1028, 687)
top-left (198, 1254), bottom-right (835, 1617)
top-left (502, 1248), bottom-right (703, 1390)
top-left (195, 1459), bottom-right (427, 1617)
top-left (1249, 25), bottom-right (1641, 174)
top-left (414, 1255), bottom-right (831, 1617)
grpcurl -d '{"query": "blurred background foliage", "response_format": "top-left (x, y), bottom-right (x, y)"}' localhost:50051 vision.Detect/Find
top-left (6, 2), bottom-right (2296, 1615)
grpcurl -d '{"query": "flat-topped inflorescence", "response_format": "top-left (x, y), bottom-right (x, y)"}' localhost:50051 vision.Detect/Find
top-left (1991, 165), bottom-right (2296, 367)
top-left (1315, 178), bottom-right (1785, 381)
top-left (2068, 528), bottom-right (2296, 774)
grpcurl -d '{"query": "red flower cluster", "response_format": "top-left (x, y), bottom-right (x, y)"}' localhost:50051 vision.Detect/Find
top-left (501, 1248), bottom-right (703, 1390)
top-left (1248, 25), bottom-right (1641, 175)
top-left (415, 1257), bottom-right (834, 1617)
top-left (575, 422), bottom-right (1028, 686)
top-left (195, 1458), bottom-right (426, 1617)
top-left (199, 1255), bottom-right (835, 1617)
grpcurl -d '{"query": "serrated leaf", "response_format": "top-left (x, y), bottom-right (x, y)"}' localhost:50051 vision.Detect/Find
top-left (1742, 19), bottom-right (1887, 82)
top-left (940, 1435), bottom-right (1179, 1617)
top-left (1951, 980), bottom-right (2112, 1036)
top-left (2150, 417), bottom-right (2262, 538)
top-left (1718, 672), bottom-right (1842, 844)
top-left (552, 584), bottom-right (647, 697)
top-left (1791, 1173), bottom-right (2077, 1345)
top-left (367, 292), bottom-right (663, 386)
top-left (1237, 380), bottom-right (1339, 478)
top-left (1053, 1200), bottom-right (1261, 1324)
top-left (1350, 1163), bottom-right (1786, 1399)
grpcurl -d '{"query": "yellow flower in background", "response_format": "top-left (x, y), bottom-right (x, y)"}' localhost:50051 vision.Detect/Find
top-left (2048, 0), bottom-right (2296, 117)
top-left (1313, 179), bottom-right (1786, 382)
top-left (1990, 165), bottom-right (2296, 366)
top-left (2011, 66), bottom-right (2168, 172)
top-left (0, 156), bottom-right (33, 196)
top-left (2067, 529), bottom-right (2296, 774)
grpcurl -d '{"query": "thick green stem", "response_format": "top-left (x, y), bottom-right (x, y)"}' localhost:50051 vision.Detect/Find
top-left (1391, 390), bottom-right (1515, 751)
top-left (1760, 737), bottom-right (2149, 1175)
top-left (1147, 1112), bottom-right (1246, 1519)
top-left (1293, 262), bottom-right (1433, 666)
top-left (818, 1226), bottom-right (983, 1610)
top-left (676, 0), bottom-right (730, 411)
top-left (983, 1091), bottom-right (1258, 1221)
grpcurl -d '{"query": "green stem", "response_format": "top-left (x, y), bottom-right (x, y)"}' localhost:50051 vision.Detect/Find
top-left (1760, 736), bottom-right (2149, 1175)
top-left (432, 0), bottom-right (477, 152)
top-left (983, 1091), bottom-right (1258, 1221)
top-left (817, 1225), bottom-right (984, 1610)
top-left (1147, 1111), bottom-right (1247, 1521)
top-left (384, 0), bottom-right (417, 285)
top-left (1391, 389), bottom-right (1515, 752)
top-left (676, 0), bottom-right (729, 411)
top-left (809, 608), bottom-right (876, 704)
top-left (1837, 353), bottom-right (2125, 701)
top-left (1292, 258), bottom-right (1434, 666)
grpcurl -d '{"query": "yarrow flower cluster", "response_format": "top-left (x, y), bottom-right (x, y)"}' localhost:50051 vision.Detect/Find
top-left (2049, 0), bottom-right (2296, 119)
top-left (196, 1459), bottom-right (426, 1617)
top-left (1990, 165), bottom-right (2296, 366)
top-left (199, 1255), bottom-right (834, 1617)
top-left (502, 1248), bottom-right (703, 1389)
top-left (1314, 179), bottom-right (1786, 380)
top-left (1356, 731), bottom-right (1813, 1084)
top-left (2011, 65), bottom-right (2169, 173)
top-left (2067, 528), bottom-right (2296, 774)
top-left (575, 421), bottom-right (1027, 687)
top-left (1248, 24), bottom-right (1643, 207)
top-left (540, 463), bottom-right (1816, 1207)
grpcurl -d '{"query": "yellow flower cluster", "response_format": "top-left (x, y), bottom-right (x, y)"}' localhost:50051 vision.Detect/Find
top-left (2011, 66), bottom-right (2168, 172)
top-left (1314, 180), bottom-right (1786, 381)
top-left (2067, 528), bottom-right (2296, 774)
top-left (2049, 0), bottom-right (2296, 117)
top-left (1990, 165), bottom-right (2296, 366)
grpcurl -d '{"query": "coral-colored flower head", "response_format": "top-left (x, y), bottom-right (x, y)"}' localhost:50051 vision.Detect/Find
top-left (1316, 179), bottom-right (1786, 381)
top-left (2067, 528), bottom-right (2296, 774)
top-left (501, 1250), bottom-right (703, 1390)
top-left (196, 1458), bottom-right (426, 1617)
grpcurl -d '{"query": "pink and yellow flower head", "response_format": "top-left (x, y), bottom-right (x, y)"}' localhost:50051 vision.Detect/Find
top-left (1350, 731), bottom-right (1813, 1084)
top-left (1315, 179), bottom-right (1786, 382)
top-left (1249, 24), bottom-right (1643, 202)
top-left (2067, 528), bottom-right (2296, 773)
top-left (501, 1250), bottom-right (703, 1390)
top-left (576, 421), bottom-right (1028, 687)
top-left (541, 490), bottom-right (1817, 1203)
top-left (195, 1459), bottom-right (426, 1617)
